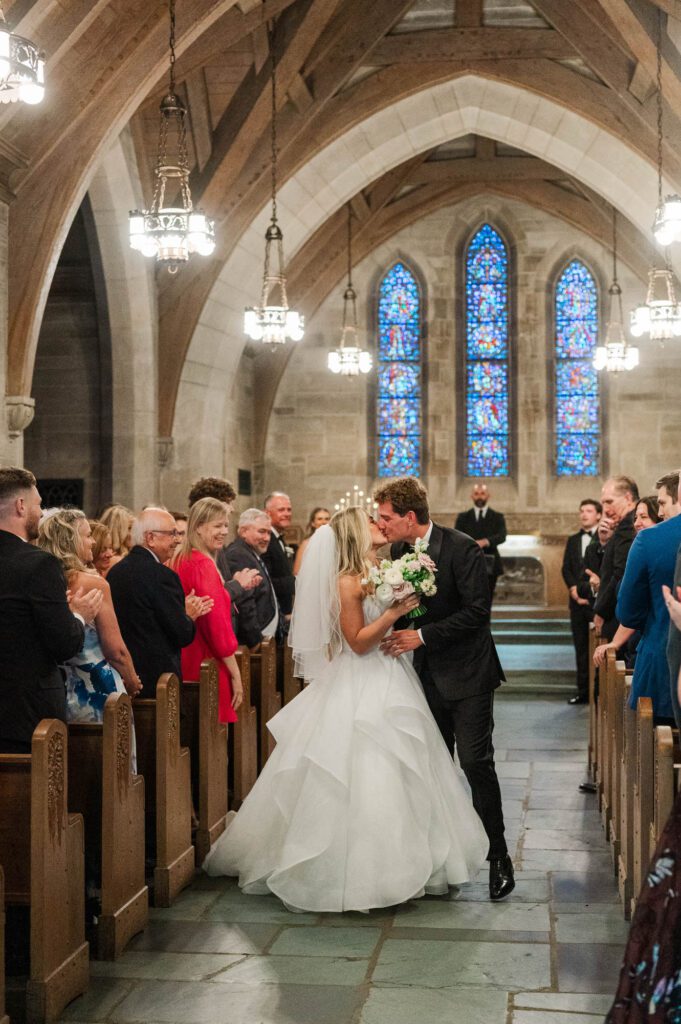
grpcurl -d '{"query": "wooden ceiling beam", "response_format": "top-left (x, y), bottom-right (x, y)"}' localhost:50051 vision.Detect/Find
top-left (371, 27), bottom-right (577, 64)
top-left (409, 155), bottom-right (565, 185)
top-left (185, 69), bottom-right (214, 173)
top-left (456, 0), bottom-right (483, 28)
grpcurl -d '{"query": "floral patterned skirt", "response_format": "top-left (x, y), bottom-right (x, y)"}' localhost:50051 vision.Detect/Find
top-left (606, 792), bottom-right (681, 1022)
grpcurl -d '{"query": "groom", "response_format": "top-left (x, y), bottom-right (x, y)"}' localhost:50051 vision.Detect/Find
top-left (375, 476), bottom-right (514, 901)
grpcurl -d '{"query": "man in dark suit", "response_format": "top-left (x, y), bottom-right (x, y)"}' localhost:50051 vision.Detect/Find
top-left (454, 484), bottom-right (507, 600)
top-left (108, 507), bottom-right (206, 698)
top-left (664, 472), bottom-right (681, 729)
top-left (0, 466), bottom-right (101, 752)
top-left (562, 498), bottom-right (602, 705)
top-left (375, 476), bottom-right (513, 901)
top-left (263, 492), bottom-right (295, 617)
top-left (592, 476), bottom-right (639, 641)
top-left (224, 509), bottom-right (282, 648)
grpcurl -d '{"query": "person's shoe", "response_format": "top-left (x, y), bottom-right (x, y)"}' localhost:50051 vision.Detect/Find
top-left (567, 694), bottom-right (588, 705)
top-left (489, 855), bottom-right (515, 901)
top-left (578, 781), bottom-right (597, 794)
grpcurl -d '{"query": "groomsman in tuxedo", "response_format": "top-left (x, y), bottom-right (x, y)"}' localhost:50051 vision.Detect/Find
top-left (455, 484), bottom-right (507, 601)
top-left (592, 476), bottom-right (639, 641)
top-left (263, 492), bottom-right (295, 618)
top-left (562, 498), bottom-right (602, 705)
top-left (225, 509), bottom-right (283, 648)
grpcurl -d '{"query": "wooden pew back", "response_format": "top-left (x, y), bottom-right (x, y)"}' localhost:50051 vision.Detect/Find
top-left (618, 676), bottom-right (635, 917)
top-left (281, 644), bottom-right (303, 705)
top-left (651, 725), bottom-right (675, 856)
top-left (249, 638), bottom-right (281, 770)
top-left (632, 696), bottom-right (654, 913)
top-left (195, 661), bottom-right (228, 863)
top-left (232, 648), bottom-right (257, 808)
top-left (133, 676), bottom-right (194, 907)
top-left (0, 866), bottom-right (9, 1024)
top-left (68, 693), bottom-right (147, 959)
top-left (608, 658), bottom-right (626, 867)
top-left (0, 720), bottom-right (89, 1023)
top-left (588, 622), bottom-right (599, 777)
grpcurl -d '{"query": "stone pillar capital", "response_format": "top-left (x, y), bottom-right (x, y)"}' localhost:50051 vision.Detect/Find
top-left (157, 436), bottom-right (174, 469)
top-left (6, 394), bottom-right (35, 438)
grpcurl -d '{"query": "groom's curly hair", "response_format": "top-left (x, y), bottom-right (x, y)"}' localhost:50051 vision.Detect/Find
top-left (373, 477), bottom-right (430, 525)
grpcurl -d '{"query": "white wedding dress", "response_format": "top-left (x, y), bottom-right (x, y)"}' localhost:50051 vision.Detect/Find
top-left (203, 594), bottom-right (488, 912)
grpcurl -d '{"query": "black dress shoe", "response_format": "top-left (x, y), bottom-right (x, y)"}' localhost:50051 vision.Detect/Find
top-left (489, 855), bottom-right (515, 901)
top-left (578, 781), bottom-right (597, 794)
top-left (567, 695), bottom-right (588, 705)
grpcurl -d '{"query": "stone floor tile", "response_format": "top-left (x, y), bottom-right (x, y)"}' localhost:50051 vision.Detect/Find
top-left (521, 850), bottom-right (613, 873)
top-left (556, 943), bottom-right (623, 993)
top-left (448, 878), bottom-right (550, 903)
top-left (149, 892), bottom-right (222, 920)
top-left (373, 938), bottom-right (551, 990)
top-left (359, 986), bottom-right (508, 1023)
top-left (205, 893), bottom-right (320, 925)
top-left (524, 810), bottom-right (603, 830)
top-left (553, 902), bottom-right (626, 918)
top-left (507, 750), bottom-right (587, 762)
top-left (129, 920), bottom-right (279, 954)
top-left (514, 992), bottom-right (613, 1012)
top-left (211, 953), bottom-right (369, 986)
top-left (90, 951), bottom-right (244, 981)
top-left (527, 793), bottom-right (598, 810)
top-left (57, 979), bottom-right (135, 1021)
top-left (532, 762), bottom-right (589, 773)
top-left (109, 980), bottom-right (362, 1024)
top-left (390, 899), bottom-right (550, 932)
top-left (552, 873), bottom-right (620, 903)
top-left (496, 762), bottom-right (531, 778)
top-left (555, 913), bottom-right (630, 945)
top-left (512, 1012), bottom-right (604, 1023)
top-left (523, 828), bottom-right (606, 851)
top-left (269, 925), bottom-right (381, 958)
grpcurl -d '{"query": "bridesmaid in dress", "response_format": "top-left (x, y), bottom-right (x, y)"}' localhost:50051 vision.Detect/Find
top-left (170, 497), bottom-right (243, 723)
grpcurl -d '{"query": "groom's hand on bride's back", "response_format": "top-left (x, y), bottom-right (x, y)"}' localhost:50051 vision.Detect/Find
top-left (380, 628), bottom-right (423, 657)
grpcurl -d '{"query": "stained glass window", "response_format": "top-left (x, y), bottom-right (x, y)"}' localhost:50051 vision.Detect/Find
top-left (377, 263), bottom-right (422, 477)
top-left (554, 260), bottom-right (600, 476)
top-left (465, 224), bottom-right (510, 476)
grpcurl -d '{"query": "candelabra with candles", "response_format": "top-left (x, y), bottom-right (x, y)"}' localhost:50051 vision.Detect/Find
top-left (333, 484), bottom-right (378, 514)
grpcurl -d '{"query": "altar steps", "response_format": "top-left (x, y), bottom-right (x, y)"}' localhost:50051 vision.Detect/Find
top-left (492, 610), bottom-right (575, 694)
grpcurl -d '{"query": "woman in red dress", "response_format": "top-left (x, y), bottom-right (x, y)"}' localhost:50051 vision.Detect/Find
top-left (171, 497), bottom-right (243, 722)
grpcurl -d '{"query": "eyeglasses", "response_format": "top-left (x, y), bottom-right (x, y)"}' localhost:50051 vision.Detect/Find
top-left (149, 529), bottom-right (181, 537)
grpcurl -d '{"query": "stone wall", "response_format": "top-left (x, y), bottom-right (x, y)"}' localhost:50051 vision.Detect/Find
top-left (264, 194), bottom-right (678, 535)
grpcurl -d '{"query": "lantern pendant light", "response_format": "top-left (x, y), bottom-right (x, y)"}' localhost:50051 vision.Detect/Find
top-left (328, 206), bottom-right (372, 376)
top-left (594, 210), bottom-right (639, 371)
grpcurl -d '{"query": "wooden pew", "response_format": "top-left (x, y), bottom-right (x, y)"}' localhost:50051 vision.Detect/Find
top-left (0, 720), bottom-right (88, 1023)
top-left (281, 643), bottom-right (303, 705)
top-left (68, 692), bottom-right (148, 959)
top-left (607, 657), bottom-right (626, 869)
top-left (231, 648), bottom-right (258, 808)
top-left (250, 638), bottom-right (281, 770)
top-left (650, 725), bottom-right (676, 857)
top-left (618, 675), bottom-right (636, 918)
top-left (1, 867), bottom-right (9, 1024)
top-left (632, 696), bottom-right (654, 915)
top-left (180, 661), bottom-right (228, 865)
top-left (133, 675), bottom-right (194, 907)
top-left (599, 646), bottom-right (616, 828)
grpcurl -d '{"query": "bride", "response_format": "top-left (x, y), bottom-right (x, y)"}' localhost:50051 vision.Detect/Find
top-left (203, 506), bottom-right (488, 912)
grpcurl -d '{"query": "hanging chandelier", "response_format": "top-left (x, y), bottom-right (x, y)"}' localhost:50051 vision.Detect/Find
top-left (129, 0), bottom-right (215, 272)
top-left (244, 21), bottom-right (303, 346)
top-left (328, 207), bottom-right (372, 376)
top-left (0, 2), bottom-right (45, 105)
top-left (594, 210), bottom-right (639, 372)
top-left (333, 484), bottom-right (377, 513)
top-left (653, 9), bottom-right (681, 247)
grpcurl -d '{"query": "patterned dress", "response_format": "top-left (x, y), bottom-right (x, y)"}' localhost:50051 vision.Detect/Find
top-left (606, 793), bottom-right (681, 1022)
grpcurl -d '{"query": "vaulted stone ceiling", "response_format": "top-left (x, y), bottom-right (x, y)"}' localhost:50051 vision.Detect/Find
top-left (3, 0), bottom-right (681, 443)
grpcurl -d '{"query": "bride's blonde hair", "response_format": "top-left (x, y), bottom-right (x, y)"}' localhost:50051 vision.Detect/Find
top-left (331, 506), bottom-right (373, 579)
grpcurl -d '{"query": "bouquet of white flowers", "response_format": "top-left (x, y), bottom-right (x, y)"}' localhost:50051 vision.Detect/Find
top-left (365, 537), bottom-right (437, 619)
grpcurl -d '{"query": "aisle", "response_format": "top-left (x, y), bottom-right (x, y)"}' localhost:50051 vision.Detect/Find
top-left (58, 697), bottom-right (627, 1024)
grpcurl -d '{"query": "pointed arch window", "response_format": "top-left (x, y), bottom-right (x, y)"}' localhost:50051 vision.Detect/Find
top-left (376, 262), bottom-right (422, 477)
top-left (465, 224), bottom-right (510, 476)
top-left (554, 260), bottom-right (600, 476)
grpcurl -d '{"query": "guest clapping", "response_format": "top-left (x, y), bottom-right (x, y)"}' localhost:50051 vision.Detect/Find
top-left (263, 492), bottom-right (295, 615)
top-left (37, 508), bottom-right (142, 721)
top-left (293, 507), bottom-right (331, 575)
top-left (225, 509), bottom-right (283, 648)
top-left (171, 498), bottom-right (243, 721)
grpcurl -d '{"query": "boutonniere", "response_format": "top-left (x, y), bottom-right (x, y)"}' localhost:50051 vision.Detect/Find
top-left (284, 545), bottom-right (294, 558)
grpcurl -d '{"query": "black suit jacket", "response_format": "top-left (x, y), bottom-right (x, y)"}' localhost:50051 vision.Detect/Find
top-left (562, 530), bottom-right (596, 608)
top-left (224, 538), bottom-right (278, 648)
top-left (593, 510), bottom-right (636, 640)
top-left (263, 531), bottom-right (295, 615)
top-left (454, 507), bottom-right (507, 577)
top-left (0, 529), bottom-right (85, 746)
top-left (107, 545), bottom-right (195, 698)
top-left (392, 523), bottom-right (504, 700)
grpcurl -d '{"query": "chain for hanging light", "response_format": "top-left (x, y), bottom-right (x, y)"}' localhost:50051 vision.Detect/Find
top-left (0, 2), bottom-right (45, 104)
top-left (129, 0), bottom-right (215, 272)
top-left (653, 9), bottom-right (681, 246)
top-left (594, 209), bottom-right (639, 371)
top-left (328, 207), bottom-right (372, 376)
top-left (244, 19), bottom-right (303, 345)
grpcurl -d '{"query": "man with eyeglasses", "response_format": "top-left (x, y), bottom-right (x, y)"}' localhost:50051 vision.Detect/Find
top-left (108, 508), bottom-right (212, 698)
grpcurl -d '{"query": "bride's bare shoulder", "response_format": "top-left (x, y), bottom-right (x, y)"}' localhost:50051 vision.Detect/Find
top-left (338, 573), bottom-right (363, 600)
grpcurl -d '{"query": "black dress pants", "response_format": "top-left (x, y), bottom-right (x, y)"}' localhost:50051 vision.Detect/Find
top-left (569, 600), bottom-right (592, 699)
top-left (420, 669), bottom-right (507, 860)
